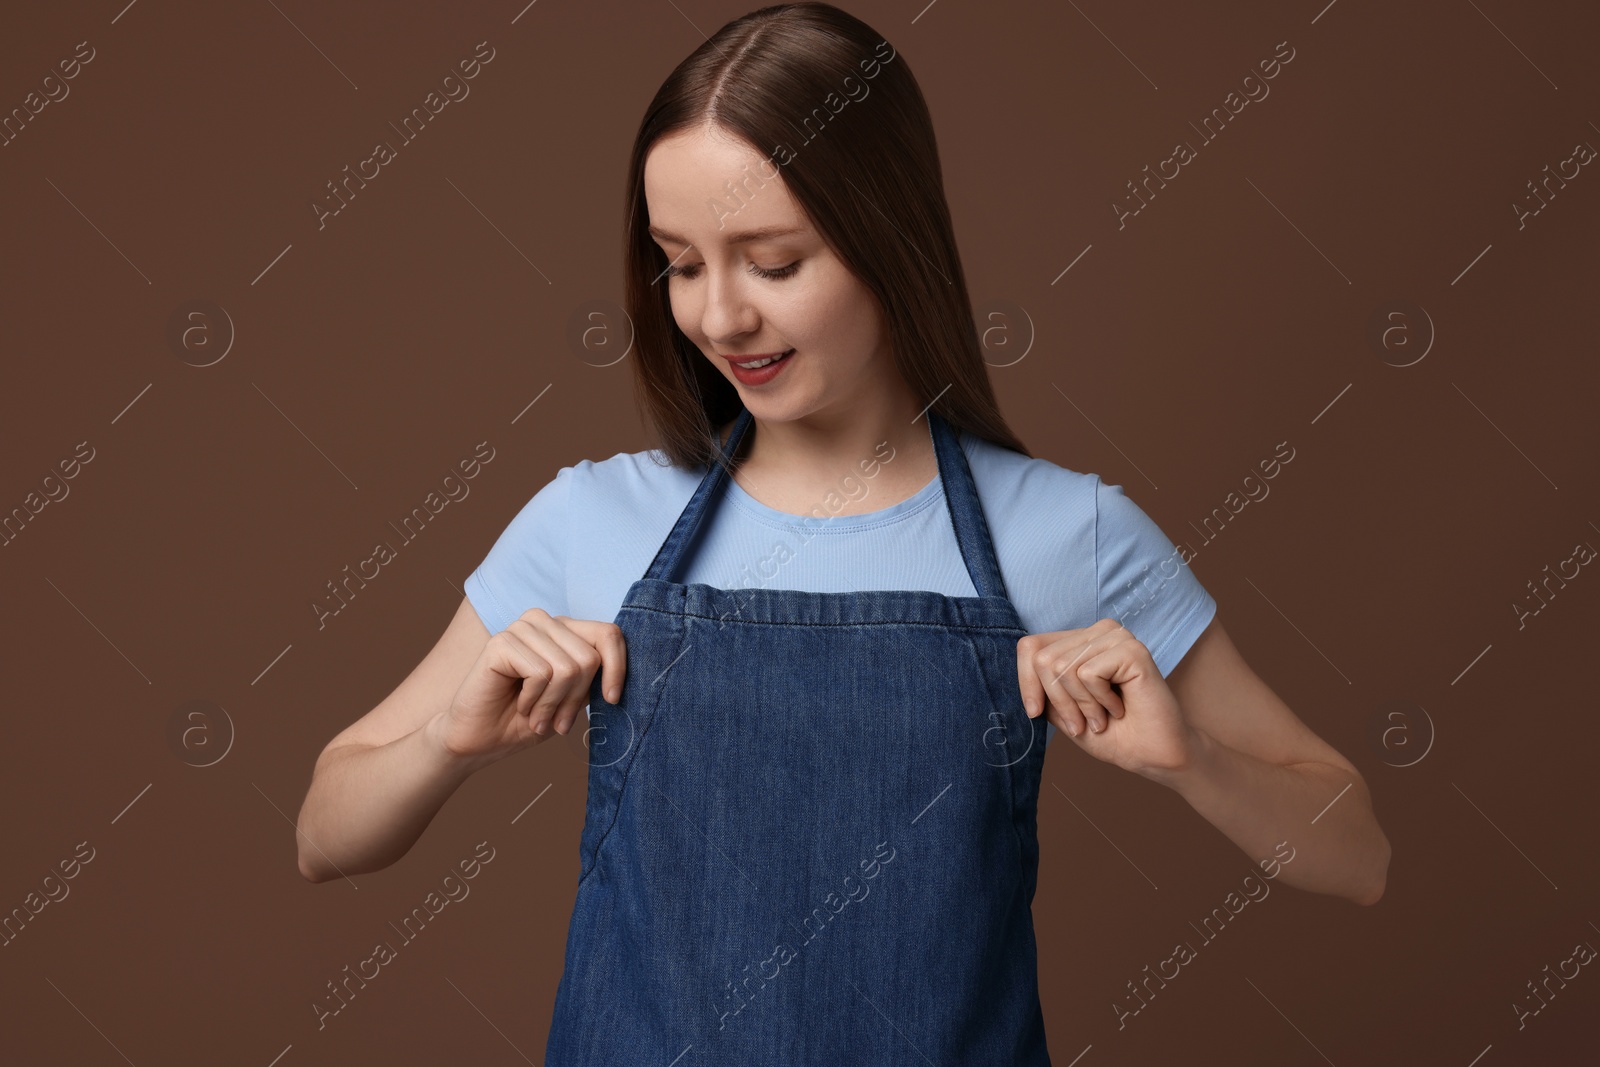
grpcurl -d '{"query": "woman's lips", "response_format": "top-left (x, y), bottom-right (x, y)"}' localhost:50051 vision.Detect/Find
top-left (725, 348), bottom-right (795, 385)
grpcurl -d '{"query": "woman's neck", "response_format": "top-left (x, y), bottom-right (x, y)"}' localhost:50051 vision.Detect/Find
top-left (718, 393), bottom-right (940, 518)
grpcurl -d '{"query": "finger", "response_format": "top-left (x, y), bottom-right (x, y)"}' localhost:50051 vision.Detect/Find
top-left (1095, 621), bottom-right (1132, 717)
top-left (487, 630), bottom-right (553, 721)
top-left (1075, 648), bottom-right (1127, 724)
top-left (1016, 636), bottom-right (1047, 718)
top-left (549, 619), bottom-right (622, 747)
top-left (561, 617), bottom-right (627, 705)
top-left (543, 618), bottom-right (622, 737)
top-left (505, 620), bottom-right (586, 734)
top-left (1038, 635), bottom-right (1117, 735)
top-left (1039, 698), bottom-right (1078, 744)
top-left (532, 617), bottom-right (614, 736)
top-left (1033, 638), bottom-right (1093, 737)
top-left (1073, 624), bottom-right (1133, 729)
top-left (500, 609), bottom-right (563, 726)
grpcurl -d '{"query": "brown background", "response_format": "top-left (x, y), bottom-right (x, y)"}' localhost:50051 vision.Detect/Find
top-left (3, 0), bottom-right (1597, 1063)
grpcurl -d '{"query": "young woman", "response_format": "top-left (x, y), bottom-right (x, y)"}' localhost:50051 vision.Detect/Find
top-left (296, 3), bottom-right (1389, 1061)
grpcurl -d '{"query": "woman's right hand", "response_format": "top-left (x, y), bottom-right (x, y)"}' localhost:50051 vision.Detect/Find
top-left (429, 608), bottom-right (627, 764)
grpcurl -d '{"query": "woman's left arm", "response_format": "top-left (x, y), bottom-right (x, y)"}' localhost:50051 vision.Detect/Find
top-left (1019, 615), bottom-right (1391, 906)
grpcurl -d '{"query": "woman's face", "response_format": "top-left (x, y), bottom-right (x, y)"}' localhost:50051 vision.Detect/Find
top-left (643, 124), bottom-right (897, 426)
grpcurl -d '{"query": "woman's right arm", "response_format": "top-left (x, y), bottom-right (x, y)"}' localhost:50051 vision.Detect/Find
top-left (295, 597), bottom-right (625, 883)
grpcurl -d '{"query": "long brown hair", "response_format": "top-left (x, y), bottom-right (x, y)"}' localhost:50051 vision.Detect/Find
top-left (622, 1), bottom-right (1030, 471)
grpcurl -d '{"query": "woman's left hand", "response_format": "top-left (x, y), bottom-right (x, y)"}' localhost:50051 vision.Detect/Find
top-left (1017, 619), bottom-right (1201, 778)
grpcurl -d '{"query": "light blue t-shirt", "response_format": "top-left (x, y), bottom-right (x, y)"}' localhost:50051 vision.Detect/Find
top-left (464, 427), bottom-right (1217, 746)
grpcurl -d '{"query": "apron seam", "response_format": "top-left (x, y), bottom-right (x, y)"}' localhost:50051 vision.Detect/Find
top-left (575, 608), bottom-right (690, 890)
top-left (620, 603), bottom-right (1026, 633)
top-left (957, 630), bottom-right (1032, 893)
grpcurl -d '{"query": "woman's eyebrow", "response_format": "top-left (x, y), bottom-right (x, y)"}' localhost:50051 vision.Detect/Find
top-left (647, 223), bottom-right (807, 246)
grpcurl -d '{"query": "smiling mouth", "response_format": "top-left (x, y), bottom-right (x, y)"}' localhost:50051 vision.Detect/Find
top-left (730, 349), bottom-right (794, 369)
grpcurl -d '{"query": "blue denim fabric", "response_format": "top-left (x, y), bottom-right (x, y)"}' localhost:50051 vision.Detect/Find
top-left (545, 404), bottom-right (1051, 1065)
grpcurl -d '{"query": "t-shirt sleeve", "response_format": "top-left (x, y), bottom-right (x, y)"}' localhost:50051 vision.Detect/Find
top-left (1094, 475), bottom-right (1216, 677)
top-left (463, 466), bottom-right (573, 635)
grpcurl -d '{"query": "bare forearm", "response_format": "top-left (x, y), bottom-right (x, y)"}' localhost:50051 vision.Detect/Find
top-left (1147, 728), bottom-right (1390, 904)
top-left (296, 715), bottom-right (498, 883)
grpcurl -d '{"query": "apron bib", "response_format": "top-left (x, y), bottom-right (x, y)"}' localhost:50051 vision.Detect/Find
top-left (545, 404), bottom-right (1051, 1065)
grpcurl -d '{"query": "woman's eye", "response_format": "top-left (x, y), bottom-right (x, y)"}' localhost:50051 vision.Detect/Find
top-left (749, 261), bottom-right (800, 280)
top-left (663, 261), bottom-right (800, 281)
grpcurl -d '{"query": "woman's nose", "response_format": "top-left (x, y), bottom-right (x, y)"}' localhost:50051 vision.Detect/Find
top-left (699, 268), bottom-right (759, 339)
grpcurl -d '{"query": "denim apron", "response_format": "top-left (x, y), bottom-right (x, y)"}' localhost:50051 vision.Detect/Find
top-left (545, 404), bottom-right (1051, 1065)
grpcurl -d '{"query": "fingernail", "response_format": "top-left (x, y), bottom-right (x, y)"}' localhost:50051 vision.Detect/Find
top-left (606, 687), bottom-right (619, 702)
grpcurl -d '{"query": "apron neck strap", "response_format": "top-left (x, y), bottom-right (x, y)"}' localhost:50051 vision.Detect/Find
top-left (928, 404), bottom-right (1010, 601)
top-left (644, 403), bottom-right (1010, 601)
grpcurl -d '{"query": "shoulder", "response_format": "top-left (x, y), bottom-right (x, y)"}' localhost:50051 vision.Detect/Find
top-left (958, 429), bottom-right (1099, 517)
top-left (561, 444), bottom-right (702, 518)
top-left (957, 429), bottom-right (1189, 590)
top-left (959, 430), bottom-right (1167, 533)
top-left (571, 444), bottom-right (702, 486)
top-left (954, 431), bottom-right (1103, 594)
